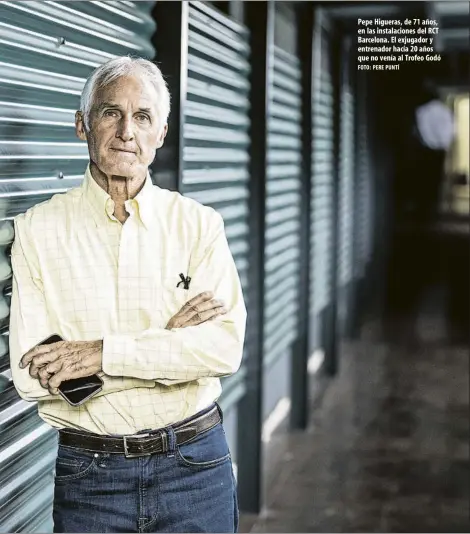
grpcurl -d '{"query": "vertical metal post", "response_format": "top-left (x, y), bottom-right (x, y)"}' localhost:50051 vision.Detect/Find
top-left (237, 1), bottom-right (274, 515)
top-left (150, 2), bottom-right (189, 193)
top-left (209, 1), bottom-right (244, 23)
top-left (228, 1), bottom-right (245, 24)
top-left (290, 3), bottom-right (314, 431)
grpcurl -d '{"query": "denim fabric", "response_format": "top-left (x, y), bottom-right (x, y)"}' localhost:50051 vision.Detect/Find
top-left (52, 406), bottom-right (238, 533)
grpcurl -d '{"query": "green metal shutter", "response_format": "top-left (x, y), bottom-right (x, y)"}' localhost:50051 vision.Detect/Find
top-left (181, 1), bottom-right (250, 406)
top-left (364, 80), bottom-right (375, 268)
top-left (355, 73), bottom-right (373, 276)
top-left (0, 2), bottom-right (156, 532)
top-left (310, 28), bottom-right (334, 316)
top-left (263, 46), bottom-right (302, 367)
top-left (338, 39), bottom-right (355, 287)
top-left (354, 73), bottom-right (371, 277)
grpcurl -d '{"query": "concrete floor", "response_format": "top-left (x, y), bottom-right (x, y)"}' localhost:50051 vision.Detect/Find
top-left (241, 318), bottom-right (469, 533)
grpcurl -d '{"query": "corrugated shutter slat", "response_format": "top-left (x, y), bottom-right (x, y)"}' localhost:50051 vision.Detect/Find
top-left (338, 48), bottom-right (355, 287)
top-left (310, 32), bottom-right (334, 314)
top-left (355, 75), bottom-right (372, 274)
top-left (263, 46), bottom-right (302, 365)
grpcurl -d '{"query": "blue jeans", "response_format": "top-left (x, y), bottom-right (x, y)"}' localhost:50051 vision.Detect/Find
top-left (52, 405), bottom-right (238, 533)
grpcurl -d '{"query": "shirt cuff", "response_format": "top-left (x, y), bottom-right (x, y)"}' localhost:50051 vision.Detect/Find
top-left (102, 334), bottom-right (136, 377)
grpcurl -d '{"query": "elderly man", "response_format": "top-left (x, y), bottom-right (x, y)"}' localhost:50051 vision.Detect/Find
top-left (9, 56), bottom-right (246, 533)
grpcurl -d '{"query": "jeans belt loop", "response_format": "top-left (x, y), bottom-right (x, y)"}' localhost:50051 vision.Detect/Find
top-left (165, 425), bottom-right (177, 455)
top-left (215, 402), bottom-right (224, 424)
top-left (160, 429), bottom-right (169, 454)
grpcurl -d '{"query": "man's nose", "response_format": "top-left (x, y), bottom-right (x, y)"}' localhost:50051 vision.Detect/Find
top-left (116, 117), bottom-right (134, 141)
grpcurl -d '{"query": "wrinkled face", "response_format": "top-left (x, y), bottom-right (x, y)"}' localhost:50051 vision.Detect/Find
top-left (75, 75), bottom-right (167, 179)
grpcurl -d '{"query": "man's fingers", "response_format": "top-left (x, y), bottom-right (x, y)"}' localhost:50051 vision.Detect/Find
top-left (45, 360), bottom-right (64, 375)
top-left (48, 360), bottom-right (86, 391)
top-left (48, 364), bottom-right (81, 394)
top-left (47, 370), bottom-right (71, 393)
top-left (20, 344), bottom-right (49, 369)
top-left (182, 306), bottom-right (227, 327)
top-left (47, 368), bottom-right (82, 394)
top-left (38, 367), bottom-right (52, 388)
top-left (180, 299), bottom-right (225, 323)
top-left (48, 383), bottom-right (61, 395)
top-left (189, 305), bottom-right (226, 325)
top-left (165, 293), bottom-right (227, 330)
top-left (27, 347), bottom-right (63, 378)
top-left (20, 341), bottom-right (62, 369)
top-left (37, 359), bottom-right (64, 387)
top-left (183, 291), bottom-right (214, 310)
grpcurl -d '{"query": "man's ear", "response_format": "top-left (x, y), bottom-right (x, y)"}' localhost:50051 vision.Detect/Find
top-left (156, 124), bottom-right (168, 149)
top-left (75, 111), bottom-right (87, 141)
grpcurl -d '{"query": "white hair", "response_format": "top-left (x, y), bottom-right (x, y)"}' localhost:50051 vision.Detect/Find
top-left (80, 56), bottom-right (171, 130)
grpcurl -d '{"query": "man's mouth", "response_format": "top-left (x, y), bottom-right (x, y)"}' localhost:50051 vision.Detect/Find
top-left (111, 148), bottom-right (136, 154)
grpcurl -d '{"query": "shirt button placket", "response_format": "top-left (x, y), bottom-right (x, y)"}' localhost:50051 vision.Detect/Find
top-left (118, 217), bottom-right (139, 330)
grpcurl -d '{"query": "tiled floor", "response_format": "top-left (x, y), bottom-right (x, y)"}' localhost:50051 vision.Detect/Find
top-left (244, 319), bottom-right (469, 533)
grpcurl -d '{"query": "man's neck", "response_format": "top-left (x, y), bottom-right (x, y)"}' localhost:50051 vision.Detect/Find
top-left (90, 162), bottom-right (146, 223)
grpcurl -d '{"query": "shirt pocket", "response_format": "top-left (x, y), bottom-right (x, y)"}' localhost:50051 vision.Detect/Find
top-left (158, 245), bottom-right (193, 324)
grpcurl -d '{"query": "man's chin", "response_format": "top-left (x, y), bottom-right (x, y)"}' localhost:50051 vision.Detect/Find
top-left (97, 161), bottom-right (146, 178)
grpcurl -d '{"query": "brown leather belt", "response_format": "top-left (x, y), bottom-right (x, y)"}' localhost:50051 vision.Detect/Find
top-left (58, 404), bottom-right (221, 458)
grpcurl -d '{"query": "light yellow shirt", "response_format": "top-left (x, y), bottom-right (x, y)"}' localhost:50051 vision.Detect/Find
top-left (9, 165), bottom-right (247, 435)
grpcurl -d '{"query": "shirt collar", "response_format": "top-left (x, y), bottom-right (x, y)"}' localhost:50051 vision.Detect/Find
top-left (82, 164), bottom-right (154, 229)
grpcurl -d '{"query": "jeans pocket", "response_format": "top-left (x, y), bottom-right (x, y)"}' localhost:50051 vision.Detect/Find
top-left (176, 423), bottom-right (231, 469)
top-left (54, 445), bottom-right (97, 482)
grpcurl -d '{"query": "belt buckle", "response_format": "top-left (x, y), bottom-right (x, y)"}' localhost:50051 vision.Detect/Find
top-left (123, 433), bottom-right (151, 458)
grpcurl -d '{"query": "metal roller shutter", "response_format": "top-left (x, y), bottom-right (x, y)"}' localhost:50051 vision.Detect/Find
top-left (364, 79), bottom-right (375, 267)
top-left (354, 73), bottom-right (371, 277)
top-left (355, 75), bottom-right (368, 277)
top-left (310, 28), bottom-right (335, 315)
top-left (0, 2), bottom-right (156, 531)
top-left (181, 1), bottom-right (250, 403)
top-left (263, 45), bottom-right (302, 366)
top-left (338, 39), bottom-right (355, 287)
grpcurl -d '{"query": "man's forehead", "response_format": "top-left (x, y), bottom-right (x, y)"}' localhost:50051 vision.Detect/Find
top-left (93, 76), bottom-right (158, 110)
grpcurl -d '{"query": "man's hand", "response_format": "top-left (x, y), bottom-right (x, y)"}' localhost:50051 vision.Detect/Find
top-left (19, 340), bottom-right (103, 395)
top-left (165, 291), bottom-right (227, 330)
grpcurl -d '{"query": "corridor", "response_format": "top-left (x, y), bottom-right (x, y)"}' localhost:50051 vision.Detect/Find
top-left (243, 315), bottom-right (469, 533)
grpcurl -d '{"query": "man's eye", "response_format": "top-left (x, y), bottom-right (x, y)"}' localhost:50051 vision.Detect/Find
top-left (104, 110), bottom-right (117, 117)
top-left (136, 114), bottom-right (150, 122)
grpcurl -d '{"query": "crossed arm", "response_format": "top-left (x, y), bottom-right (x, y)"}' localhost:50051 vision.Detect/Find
top-left (9, 212), bottom-right (247, 401)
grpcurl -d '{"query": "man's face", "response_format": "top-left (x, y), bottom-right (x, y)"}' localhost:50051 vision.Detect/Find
top-left (75, 75), bottom-right (167, 178)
